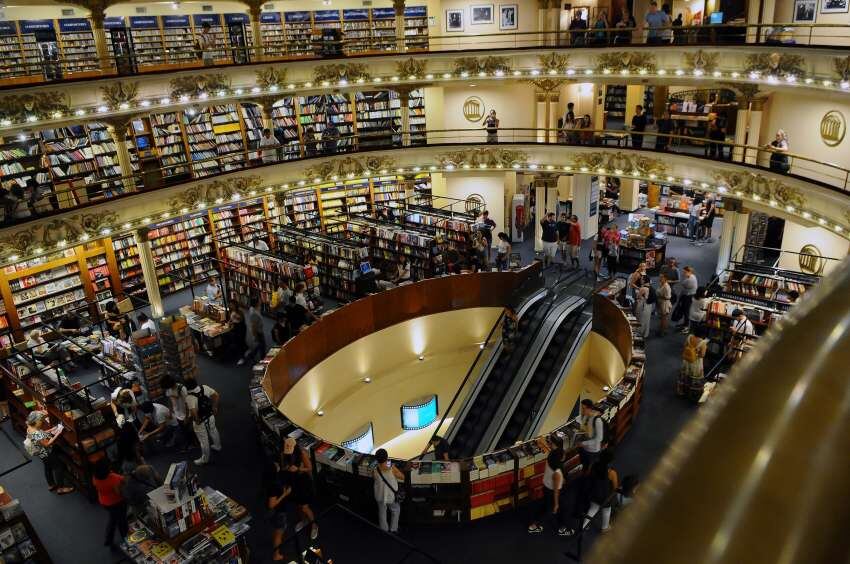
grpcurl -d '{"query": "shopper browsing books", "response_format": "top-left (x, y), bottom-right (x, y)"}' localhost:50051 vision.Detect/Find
top-left (136, 312), bottom-right (157, 335)
top-left (271, 313), bottom-right (292, 346)
top-left (285, 295), bottom-right (317, 334)
top-left (581, 450), bottom-right (619, 533)
top-left (527, 442), bottom-right (570, 536)
top-left (577, 399), bottom-right (605, 470)
top-left (259, 128), bottom-right (279, 164)
top-left (676, 267), bottom-right (698, 332)
top-left (161, 375), bottom-right (190, 451)
top-left (238, 297), bottom-right (267, 366)
top-left (263, 461), bottom-right (291, 561)
top-left (496, 232), bottom-right (512, 271)
top-left (92, 458), bottom-right (128, 549)
top-left (729, 309), bottom-right (755, 360)
top-left (634, 284), bottom-right (653, 339)
top-left (26, 329), bottom-right (75, 370)
top-left (687, 287), bottom-right (708, 334)
top-left (185, 377), bottom-right (221, 466)
top-left (281, 437), bottom-right (318, 540)
top-left (137, 401), bottom-right (178, 450)
top-left (25, 411), bottom-right (74, 495)
top-left (679, 325), bottom-right (709, 396)
top-left (373, 448), bottom-right (405, 533)
top-left (206, 276), bottom-right (223, 304)
top-left (657, 274), bottom-right (673, 336)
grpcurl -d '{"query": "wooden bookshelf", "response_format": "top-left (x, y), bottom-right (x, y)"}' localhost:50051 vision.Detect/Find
top-left (260, 12), bottom-right (286, 57)
top-left (297, 94), bottom-right (354, 153)
top-left (57, 18), bottom-right (99, 76)
top-left (283, 11), bottom-right (313, 57)
top-left (403, 6), bottom-right (429, 51)
top-left (605, 84), bottom-right (627, 119)
top-left (0, 135), bottom-right (49, 216)
top-left (278, 189), bottom-right (321, 230)
top-left (184, 109), bottom-right (220, 178)
top-left (0, 488), bottom-right (54, 563)
top-left (0, 21), bottom-right (27, 80)
top-left (354, 90), bottom-right (401, 149)
top-left (129, 16), bottom-right (166, 69)
top-left (161, 14), bottom-right (196, 67)
top-left (147, 213), bottom-right (216, 295)
top-left (271, 98), bottom-right (302, 161)
top-left (210, 104), bottom-right (247, 172)
top-left (111, 232), bottom-right (145, 298)
top-left (370, 8), bottom-right (397, 51)
top-left (241, 103), bottom-right (264, 162)
top-left (220, 245), bottom-right (310, 311)
top-left (342, 9), bottom-right (371, 55)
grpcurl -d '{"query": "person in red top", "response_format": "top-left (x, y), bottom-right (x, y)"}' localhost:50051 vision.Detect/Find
top-left (92, 458), bottom-right (128, 549)
top-left (568, 215), bottom-right (582, 269)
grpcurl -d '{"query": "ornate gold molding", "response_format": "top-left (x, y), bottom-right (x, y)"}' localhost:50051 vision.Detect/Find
top-left (719, 82), bottom-right (761, 104)
top-left (538, 53), bottom-right (570, 74)
top-left (166, 176), bottom-right (265, 211)
top-left (713, 171), bottom-right (806, 209)
top-left (69, 1), bottom-right (122, 26)
top-left (100, 81), bottom-right (139, 108)
top-left (453, 56), bottom-right (512, 75)
top-left (0, 210), bottom-right (118, 256)
top-left (0, 91), bottom-right (70, 121)
top-left (744, 52), bottom-right (805, 76)
top-left (313, 63), bottom-right (369, 84)
top-left (683, 50), bottom-right (719, 74)
top-left (833, 56), bottom-right (850, 81)
top-left (169, 74), bottom-right (232, 98)
top-left (255, 67), bottom-right (287, 89)
top-left (570, 152), bottom-right (669, 177)
top-left (522, 78), bottom-right (565, 92)
top-left (303, 155), bottom-right (396, 180)
top-left (435, 148), bottom-right (528, 168)
top-left (396, 58), bottom-right (428, 78)
top-left (595, 52), bottom-right (656, 73)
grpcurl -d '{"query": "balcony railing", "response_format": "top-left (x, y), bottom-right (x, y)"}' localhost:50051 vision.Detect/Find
top-left (3, 127), bottom-right (847, 229)
top-left (2, 22), bottom-right (849, 89)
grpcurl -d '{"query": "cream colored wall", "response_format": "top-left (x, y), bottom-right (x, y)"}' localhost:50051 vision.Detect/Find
top-left (538, 332), bottom-right (625, 434)
top-left (278, 307), bottom-right (502, 456)
top-left (443, 82), bottom-right (536, 134)
top-left (779, 221), bottom-right (849, 275)
top-left (445, 172), bottom-right (506, 244)
top-left (437, 0), bottom-right (539, 42)
top-left (106, 2), bottom-right (249, 17)
top-left (556, 82), bottom-right (596, 122)
top-left (773, 0), bottom-right (850, 45)
top-left (4, 4), bottom-right (87, 19)
top-left (423, 86), bottom-right (446, 142)
top-left (759, 91), bottom-right (850, 184)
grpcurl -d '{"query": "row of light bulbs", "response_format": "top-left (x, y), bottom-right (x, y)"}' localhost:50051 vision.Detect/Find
top-left (3, 66), bottom-right (848, 136)
top-left (5, 163), bottom-right (846, 265)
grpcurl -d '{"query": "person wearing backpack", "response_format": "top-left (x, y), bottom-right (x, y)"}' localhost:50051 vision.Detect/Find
top-left (679, 325), bottom-right (709, 396)
top-left (184, 377), bottom-right (221, 466)
top-left (577, 399), bottom-right (606, 471)
top-left (582, 450), bottom-right (619, 533)
top-left (373, 448), bottom-right (405, 533)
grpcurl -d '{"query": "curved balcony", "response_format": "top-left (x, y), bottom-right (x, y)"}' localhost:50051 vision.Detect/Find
top-left (1, 127), bottom-right (849, 265)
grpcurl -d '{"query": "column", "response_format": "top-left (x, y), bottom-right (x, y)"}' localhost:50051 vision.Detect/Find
top-left (619, 179), bottom-right (641, 213)
top-left (393, 0), bottom-right (406, 52)
top-left (88, 10), bottom-right (111, 73)
top-left (557, 174), bottom-right (572, 201)
top-left (544, 91), bottom-right (552, 143)
top-left (394, 88), bottom-right (412, 147)
top-left (746, 98), bottom-right (765, 166)
top-left (534, 183), bottom-right (546, 252)
top-left (624, 85), bottom-right (645, 126)
top-left (537, 0), bottom-right (550, 47)
top-left (732, 105), bottom-right (750, 163)
top-left (571, 174), bottom-right (597, 240)
top-left (547, 0), bottom-right (560, 47)
top-left (135, 228), bottom-right (164, 318)
top-left (105, 121), bottom-right (137, 194)
top-left (730, 208), bottom-right (751, 264)
top-left (715, 209), bottom-right (738, 274)
top-left (247, 1), bottom-right (265, 60)
top-left (430, 172), bottom-right (447, 197)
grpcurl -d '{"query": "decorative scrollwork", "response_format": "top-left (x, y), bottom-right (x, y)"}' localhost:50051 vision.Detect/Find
top-left (833, 56), bottom-right (850, 81)
top-left (303, 156), bottom-right (396, 180)
top-left (453, 56), bottom-right (512, 75)
top-left (744, 53), bottom-right (805, 76)
top-left (683, 50), bottom-right (719, 74)
top-left (570, 152), bottom-right (669, 177)
top-left (170, 74), bottom-right (232, 98)
top-left (719, 82), bottom-right (761, 103)
top-left (435, 148), bottom-right (528, 168)
top-left (595, 52), bottom-right (657, 73)
top-left (0, 210), bottom-right (119, 258)
top-left (0, 91), bottom-right (70, 121)
top-left (100, 81), bottom-right (139, 108)
top-left (255, 67), bottom-right (287, 89)
top-left (713, 171), bottom-right (806, 210)
top-left (313, 63), bottom-right (369, 84)
top-left (167, 176), bottom-right (265, 211)
top-left (396, 58), bottom-right (427, 78)
top-left (538, 53), bottom-right (570, 74)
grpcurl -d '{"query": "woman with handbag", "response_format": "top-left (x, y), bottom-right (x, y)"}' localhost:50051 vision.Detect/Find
top-left (373, 448), bottom-right (405, 533)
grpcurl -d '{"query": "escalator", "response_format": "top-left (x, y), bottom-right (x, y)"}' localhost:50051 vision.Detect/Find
top-left (446, 293), bottom-right (547, 458)
top-left (492, 304), bottom-right (593, 450)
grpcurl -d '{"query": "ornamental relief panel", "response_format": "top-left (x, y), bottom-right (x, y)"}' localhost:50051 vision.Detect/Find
top-left (167, 176), bottom-right (265, 211)
top-left (570, 152), bottom-right (669, 177)
top-left (303, 155), bottom-right (396, 180)
top-left (0, 211), bottom-right (119, 256)
top-left (435, 148), bottom-right (528, 168)
top-left (713, 171), bottom-right (807, 209)
top-left (0, 91), bottom-right (70, 121)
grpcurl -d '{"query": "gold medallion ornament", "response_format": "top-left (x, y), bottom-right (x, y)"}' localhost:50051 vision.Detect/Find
top-left (798, 244), bottom-right (825, 275)
top-left (820, 111), bottom-right (846, 147)
top-left (463, 96), bottom-right (485, 122)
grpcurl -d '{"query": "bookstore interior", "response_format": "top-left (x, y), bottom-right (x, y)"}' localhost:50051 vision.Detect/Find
top-left (0, 1), bottom-right (849, 562)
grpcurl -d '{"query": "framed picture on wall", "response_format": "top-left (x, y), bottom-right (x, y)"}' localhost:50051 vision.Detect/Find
top-left (446, 9), bottom-right (464, 31)
top-left (821, 0), bottom-right (849, 13)
top-left (793, 0), bottom-right (818, 21)
top-left (471, 4), bottom-right (494, 24)
top-left (499, 4), bottom-right (518, 30)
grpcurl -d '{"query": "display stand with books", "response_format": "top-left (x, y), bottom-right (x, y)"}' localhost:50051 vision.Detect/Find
top-left (0, 487), bottom-right (53, 563)
top-left (132, 332), bottom-right (165, 400)
top-left (158, 315), bottom-right (199, 381)
top-left (178, 299), bottom-right (230, 357)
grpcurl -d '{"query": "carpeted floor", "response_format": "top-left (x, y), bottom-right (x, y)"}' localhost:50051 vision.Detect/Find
top-left (0, 211), bottom-right (722, 564)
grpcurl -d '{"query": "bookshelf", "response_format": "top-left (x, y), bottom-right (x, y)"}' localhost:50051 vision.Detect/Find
top-left (111, 232), bottom-right (145, 298)
top-left (0, 136), bottom-right (49, 211)
top-left (260, 12), bottom-right (286, 57)
top-left (403, 6), bottom-right (429, 51)
top-left (184, 109), bottom-right (220, 178)
top-left (312, 10), bottom-right (341, 46)
top-left (224, 13), bottom-right (254, 65)
top-left (57, 18), bottom-right (98, 75)
top-left (148, 112), bottom-right (190, 180)
top-left (722, 262), bottom-right (818, 307)
top-left (235, 199), bottom-right (269, 242)
top-left (159, 315), bottom-right (199, 380)
top-left (221, 246), bottom-right (309, 310)
top-left (18, 21), bottom-right (57, 81)
top-left (370, 8), bottom-right (397, 51)
top-left (297, 94), bottom-right (355, 152)
top-left (161, 15), bottom-right (196, 66)
top-left (409, 89), bottom-right (426, 145)
top-left (272, 225), bottom-right (362, 300)
top-left (133, 332), bottom-right (166, 400)
top-left (0, 22), bottom-right (26, 80)
top-left (210, 104), bottom-right (247, 172)
top-left (42, 125), bottom-right (98, 202)
top-left (342, 9), bottom-right (371, 55)
top-left (271, 98), bottom-right (302, 161)
top-left (344, 218), bottom-right (433, 281)
top-left (0, 488), bottom-right (53, 563)
top-left (604, 85), bottom-right (627, 119)
top-left (129, 16), bottom-right (166, 69)
top-left (279, 189), bottom-right (321, 230)
top-left (148, 213), bottom-right (216, 295)
top-left (8, 256), bottom-right (85, 332)
top-left (371, 175), bottom-right (407, 210)
top-left (318, 179), bottom-right (370, 233)
top-left (86, 122), bottom-right (124, 197)
top-left (283, 11), bottom-right (313, 57)
top-left (240, 103), bottom-right (264, 162)
top-left (86, 252), bottom-right (114, 312)
top-left (355, 91), bottom-right (401, 149)
top-left (191, 14), bottom-right (228, 62)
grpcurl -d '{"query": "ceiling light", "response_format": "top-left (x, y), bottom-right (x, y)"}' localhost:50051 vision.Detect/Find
top-left (418, 355), bottom-right (425, 361)
top-left (317, 409), bottom-right (325, 416)
top-left (363, 377), bottom-right (371, 383)
top-left (160, 97), bottom-right (170, 105)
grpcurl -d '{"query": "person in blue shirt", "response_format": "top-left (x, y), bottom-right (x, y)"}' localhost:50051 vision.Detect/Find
top-left (645, 1), bottom-right (671, 44)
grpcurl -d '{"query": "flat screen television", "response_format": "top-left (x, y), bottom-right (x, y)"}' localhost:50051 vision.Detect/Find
top-left (709, 11), bottom-right (724, 24)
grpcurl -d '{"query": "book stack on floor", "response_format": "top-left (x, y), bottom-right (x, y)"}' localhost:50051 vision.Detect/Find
top-left (0, 487), bottom-right (52, 564)
top-left (132, 331), bottom-right (165, 400)
top-left (158, 315), bottom-right (199, 381)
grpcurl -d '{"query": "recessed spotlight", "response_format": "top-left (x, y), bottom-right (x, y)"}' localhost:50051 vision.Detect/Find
top-left (418, 355), bottom-right (425, 361)
top-left (317, 409), bottom-right (325, 416)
